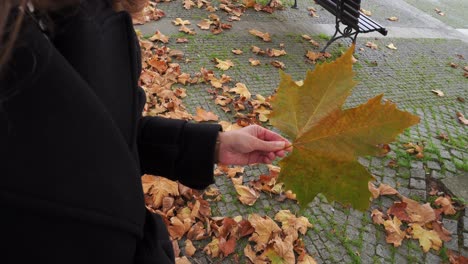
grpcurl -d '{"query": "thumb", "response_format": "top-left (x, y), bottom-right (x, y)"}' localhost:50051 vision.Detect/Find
top-left (250, 138), bottom-right (285, 152)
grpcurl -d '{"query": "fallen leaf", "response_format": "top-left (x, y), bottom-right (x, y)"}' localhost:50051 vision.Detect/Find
top-left (265, 236), bottom-right (296, 263)
top-left (251, 46), bottom-right (266, 55)
top-left (249, 29), bottom-right (271, 42)
top-left (434, 8), bottom-right (445, 16)
top-left (249, 58), bottom-right (261, 66)
top-left (409, 224), bottom-right (442, 252)
top-left (142, 175), bottom-right (179, 208)
top-left (434, 196), bottom-right (456, 215)
top-left (365, 41), bottom-right (378, 50)
top-left (387, 201), bottom-right (412, 222)
top-left (371, 209), bottom-right (385, 225)
top-left (383, 217), bottom-right (407, 247)
top-left (302, 34), bottom-right (312, 40)
top-left (457, 97), bottom-right (465, 103)
top-left (230, 83), bottom-right (252, 99)
top-left (456, 112), bottom-right (468, 125)
top-left (298, 254), bottom-right (318, 264)
top-left (214, 58), bottom-right (234, 70)
top-left (449, 62), bottom-right (459, 68)
top-left (387, 43), bottom-right (397, 50)
top-left (234, 184), bottom-right (260, 205)
top-left (183, 0), bottom-right (195, 9)
top-left (402, 197), bottom-right (436, 225)
top-left (185, 239), bottom-right (196, 256)
top-left (270, 60), bottom-right (285, 69)
top-left (432, 220), bottom-right (452, 242)
top-left (197, 19), bottom-right (212, 30)
top-left (173, 18), bottom-right (191, 26)
top-left (149, 30), bottom-right (169, 43)
top-left (274, 210), bottom-right (313, 241)
top-left (388, 16), bottom-right (398, 21)
top-left (232, 49), bottom-right (243, 55)
top-left (193, 107), bottom-right (219, 122)
top-left (267, 48), bottom-right (287, 57)
top-left (431, 89), bottom-right (445, 97)
top-left (248, 214), bottom-right (282, 251)
top-left (203, 238), bottom-right (220, 257)
top-left (360, 8), bottom-right (372, 16)
top-left (179, 25), bottom-right (196, 35)
top-left (269, 45), bottom-right (419, 210)
top-left (175, 256), bottom-right (191, 264)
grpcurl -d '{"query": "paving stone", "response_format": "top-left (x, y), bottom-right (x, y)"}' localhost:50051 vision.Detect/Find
top-left (443, 218), bottom-right (458, 233)
top-left (464, 232), bottom-right (468, 248)
top-left (376, 243), bottom-right (392, 259)
top-left (383, 167), bottom-right (397, 178)
top-left (445, 234), bottom-right (459, 251)
top-left (430, 170), bottom-right (444, 180)
top-left (426, 252), bottom-right (442, 264)
top-left (444, 161), bottom-right (457, 173)
top-left (394, 253), bottom-right (409, 264)
top-left (333, 210), bottom-right (347, 225)
top-left (427, 161), bottom-right (441, 170)
top-left (410, 168), bottom-right (425, 179)
top-left (411, 161), bottom-right (424, 170)
top-left (397, 187), bottom-right (411, 197)
top-left (409, 189), bottom-right (427, 201)
top-left (464, 216), bottom-right (468, 231)
top-left (382, 176), bottom-right (396, 187)
top-left (409, 178), bottom-right (426, 190)
top-left (450, 149), bottom-right (463, 159)
top-left (358, 157), bottom-right (370, 167)
top-left (440, 150), bottom-right (451, 159)
top-left (346, 225), bottom-right (360, 241)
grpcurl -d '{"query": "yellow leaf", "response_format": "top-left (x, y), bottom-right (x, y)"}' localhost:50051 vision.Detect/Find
top-left (383, 217), bottom-right (407, 247)
top-left (234, 184), bottom-right (259, 206)
top-left (249, 58), bottom-right (261, 66)
top-left (248, 214), bottom-right (282, 251)
top-left (185, 239), bottom-right (196, 256)
top-left (197, 19), bottom-right (212, 30)
top-left (173, 18), bottom-right (191, 26)
top-left (215, 58), bottom-right (234, 70)
top-left (249, 29), bottom-right (271, 42)
top-left (193, 107), bottom-right (219, 122)
top-left (232, 49), bottom-right (243, 55)
top-left (230, 83), bottom-right (251, 99)
top-left (387, 43), bottom-right (397, 50)
top-left (269, 45), bottom-right (419, 210)
top-left (410, 224), bottom-right (443, 252)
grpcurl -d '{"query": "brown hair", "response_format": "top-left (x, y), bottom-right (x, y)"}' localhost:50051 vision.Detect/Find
top-left (0, 0), bottom-right (147, 72)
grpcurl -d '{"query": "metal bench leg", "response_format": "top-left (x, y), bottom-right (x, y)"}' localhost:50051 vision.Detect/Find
top-left (291, 0), bottom-right (298, 9)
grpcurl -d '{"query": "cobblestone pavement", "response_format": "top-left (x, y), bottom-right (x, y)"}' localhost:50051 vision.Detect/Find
top-left (136, 0), bottom-right (468, 263)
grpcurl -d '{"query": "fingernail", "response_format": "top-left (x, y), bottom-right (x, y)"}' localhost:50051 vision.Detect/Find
top-left (275, 142), bottom-right (285, 148)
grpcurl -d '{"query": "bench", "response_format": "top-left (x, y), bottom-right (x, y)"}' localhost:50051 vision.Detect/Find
top-left (314, 0), bottom-right (388, 52)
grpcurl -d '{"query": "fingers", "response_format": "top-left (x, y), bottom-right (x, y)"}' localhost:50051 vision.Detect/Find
top-left (252, 125), bottom-right (292, 151)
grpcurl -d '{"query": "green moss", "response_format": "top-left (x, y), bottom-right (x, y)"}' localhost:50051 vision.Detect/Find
top-left (317, 33), bottom-right (331, 41)
top-left (454, 158), bottom-right (468, 171)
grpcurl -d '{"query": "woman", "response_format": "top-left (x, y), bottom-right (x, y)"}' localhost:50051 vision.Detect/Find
top-left (0, 1), bottom-right (290, 263)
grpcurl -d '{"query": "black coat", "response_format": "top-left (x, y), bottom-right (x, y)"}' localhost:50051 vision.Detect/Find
top-left (0, 1), bottom-right (220, 263)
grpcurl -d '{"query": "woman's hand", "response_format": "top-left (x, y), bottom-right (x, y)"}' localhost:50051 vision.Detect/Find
top-left (216, 125), bottom-right (292, 165)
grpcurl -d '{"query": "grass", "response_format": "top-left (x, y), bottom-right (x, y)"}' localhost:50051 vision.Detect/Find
top-left (454, 158), bottom-right (468, 171)
top-left (317, 33), bottom-right (331, 41)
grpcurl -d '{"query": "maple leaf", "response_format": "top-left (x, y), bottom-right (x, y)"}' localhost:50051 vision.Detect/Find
top-left (434, 196), bottom-right (456, 215)
top-left (142, 175), bottom-right (179, 208)
top-left (456, 112), bottom-right (468, 125)
top-left (371, 209), bottom-right (385, 225)
top-left (249, 214), bottom-right (282, 251)
top-left (274, 210), bottom-right (313, 241)
top-left (387, 201), bottom-right (412, 222)
top-left (197, 19), bottom-right (212, 30)
top-left (249, 58), bottom-right (261, 66)
top-left (265, 236), bottom-right (296, 263)
top-left (401, 197), bottom-right (436, 225)
top-left (230, 83), bottom-right (252, 99)
top-left (234, 184), bottom-right (260, 205)
top-left (431, 89), bottom-right (445, 97)
top-left (388, 16), bottom-right (398, 21)
top-left (410, 224), bottom-right (443, 252)
top-left (249, 29), bottom-right (271, 42)
top-left (185, 239), bottom-right (196, 256)
top-left (387, 43), bottom-right (397, 50)
top-left (232, 49), bottom-right (243, 55)
top-left (271, 60), bottom-right (285, 69)
top-left (383, 217), bottom-right (407, 246)
top-left (269, 45), bottom-right (419, 210)
top-left (175, 257), bottom-right (191, 264)
top-left (193, 107), bottom-right (219, 122)
top-left (173, 18), bottom-right (191, 26)
top-left (214, 58), bottom-right (234, 70)
top-left (365, 41), bottom-right (378, 50)
top-left (149, 30), bottom-right (169, 43)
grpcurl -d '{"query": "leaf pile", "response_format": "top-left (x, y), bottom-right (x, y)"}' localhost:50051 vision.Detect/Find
top-left (142, 174), bottom-right (315, 263)
top-left (132, 1), bottom-right (166, 25)
top-left (369, 182), bottom-right (459, 253)
top-left (269, 45), bottom-right (420, 211)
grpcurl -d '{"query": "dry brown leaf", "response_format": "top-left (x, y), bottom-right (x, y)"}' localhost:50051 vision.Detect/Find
top-left (365, 41), bottom-right (378, 50)
top-left (298, 254), bottom-right (318, 264)
top-left (142, 175), bottom-right (179, 208)
top-left (431, 89), bottom-right (445, 97)
top-left (432, 220), bottom-right (452, 242)
top-left (232, 49), bottom-right (243, 55)
top-left (185, 239), bottom-right (196, 256)
top-left (383, 217), bottom-right (407, 247)
top-left (302, 34), bottom-right (312, 40)
top-left (183, 0), bottom-right (195, 9)
top-left (251, 46), bottom-right (266, 55)
top-left (249, 58), bottom-right (261, 66)
top-left (230, 83), bottom-right (251, 99)
top-left (360, 8), bottom-right (372, 16)
top-left (176, 38), bottom-right (188, 43)
top-left (168, 216), bottom-right (187, 240)
top-left (409, 223), bottom-right (443, 252)
top-left (402, 197), bottom-right (436, 225)
top-left (309, 39), bottom-right (320, 47)
top-left (203, 238), bottom-right (220, 257)
top-left (193, 107), bottom-right (219, 122)
top-left (267, 48), bottom-right (287, 57)
top-left (387, 43), bottom-right (397, 50)
top-left (371, 209), bottom-right (385, 225)
top-left (214, 58), bottom-right (234, 70)
top-left (175, 256), bottom-right (191, 264)
top-left (434, 196), bottom-right (456, 215)
top-left (173, 18), bottom-right (191, 26)
top-left (388, 16), bottom-right (398, 21)
top-left (218, 121), bottom-right (243, 132)
top-left (234, 184), bottom-right (260, 206)
top-left (179, 25), bottom-right (196, 35)
top-left (248, 214), bottom-right (282, 251)
top-left (435, 8), bottom-right (445, 16)
top-left (149, 30), bottom-right (169, 43)
top-left (387, 201), bottom-right (412, 222)
top-left (274, 210), bottom-right (313, 241)
top-left (271, 60), bottom-right (285, 69)
top-left (197, 19), bottom-right (212, 30)
top-left (249, 29), bottom-right (271, 42)
top-left (456, 112), bottom-right (468, 125)
top-left (265, 236), bottom-right (295, 263)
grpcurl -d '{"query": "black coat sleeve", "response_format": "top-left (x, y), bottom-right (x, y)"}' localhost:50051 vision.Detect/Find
top-left (138, 114), bottom-right (221, 190)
